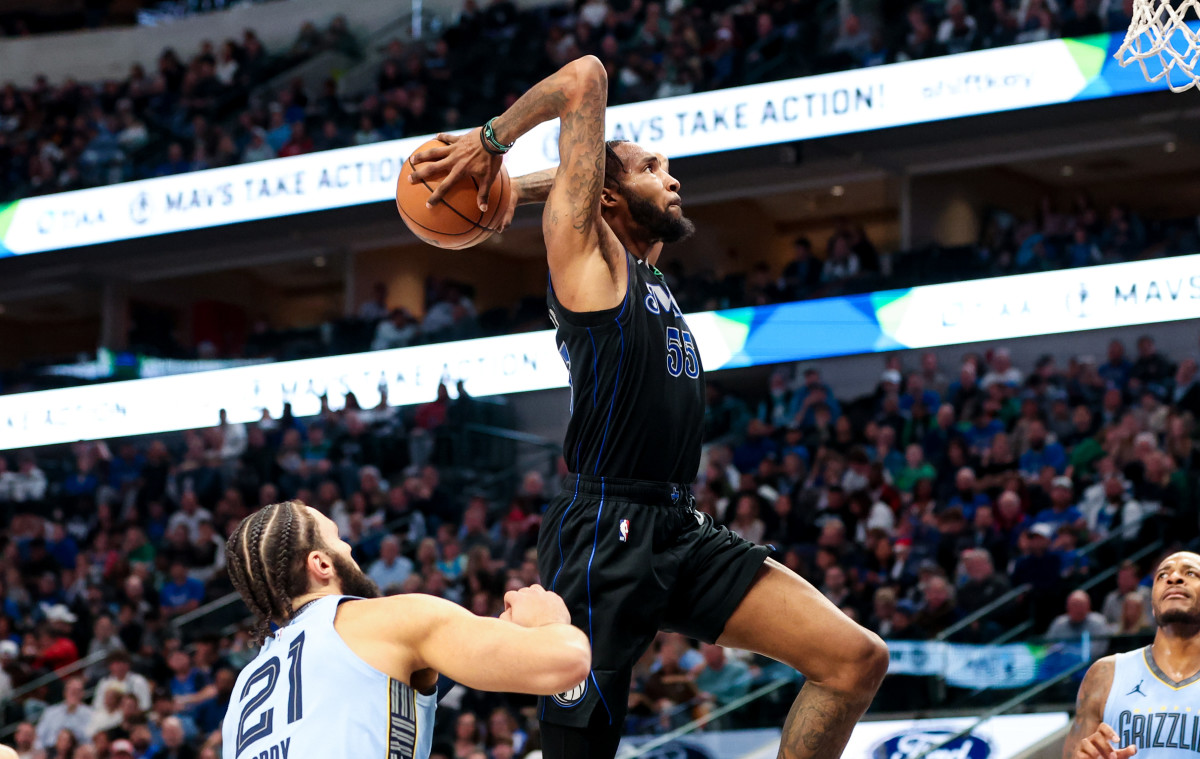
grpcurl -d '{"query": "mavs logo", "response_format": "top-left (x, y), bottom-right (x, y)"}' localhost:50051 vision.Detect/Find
top-left (874, 729), bottom-right (992, 759)
top-left (644, 283), bottom-right (682, 317)
top-left (552, 678), bottom-right (587, 707)
top-left (619, 519), bottom-right (630, 543)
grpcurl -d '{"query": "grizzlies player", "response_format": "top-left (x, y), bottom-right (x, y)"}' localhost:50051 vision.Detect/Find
top-left (1065, 552), bottom-right (1200, 759)
top-left (410, 55), bottom-right (888, 759)
top-left (221, 500), bottom-right (590, 759)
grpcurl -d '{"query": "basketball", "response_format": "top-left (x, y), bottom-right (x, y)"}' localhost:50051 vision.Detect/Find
top-left (396, 138), bottom-right (511, 250)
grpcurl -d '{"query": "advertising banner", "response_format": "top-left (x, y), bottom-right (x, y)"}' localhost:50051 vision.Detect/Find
top-left (614, 714), bottom-right (1070, 759)
top-left (4, 254), bottom-right (1200, 449)
top-left (0, 29), bottom-right (1172, 257)
top-left (885, 640), bottom-right (1087, 690)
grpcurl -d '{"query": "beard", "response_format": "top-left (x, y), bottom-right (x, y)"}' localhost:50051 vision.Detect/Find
top-left (330, 550), bottom-right (381, 599)
top-left (1156, 606), bottom-right (1200, 626)
top-left (622, 187), bottom-right (695, 244)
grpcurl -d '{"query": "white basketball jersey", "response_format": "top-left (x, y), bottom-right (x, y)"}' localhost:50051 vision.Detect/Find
top-left (1103, 646), bottom-right (1200, 759)
top-left (222, 595), bottom-right (436, 759)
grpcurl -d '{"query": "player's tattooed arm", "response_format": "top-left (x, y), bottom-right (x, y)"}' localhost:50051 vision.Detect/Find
top-left (513, 169), bottom-right (556, 206)
top-left (1063, 658), bottom-right (1116, 759)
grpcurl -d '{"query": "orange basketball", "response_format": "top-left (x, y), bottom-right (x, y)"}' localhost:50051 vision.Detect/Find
top-left (396, 138), bottom-right (511, 250)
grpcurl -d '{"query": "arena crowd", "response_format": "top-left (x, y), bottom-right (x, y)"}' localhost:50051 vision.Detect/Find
top-left (0, 325), bottom-right (1197, 755)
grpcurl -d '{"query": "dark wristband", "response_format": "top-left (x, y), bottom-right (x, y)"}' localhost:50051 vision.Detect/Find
top-left (481, 117), bottom-right (513, 155)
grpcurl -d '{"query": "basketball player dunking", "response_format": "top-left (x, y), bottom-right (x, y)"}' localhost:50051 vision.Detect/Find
top-left (1064, 551), bottom-right (1200, 759)
top-left (220, 501), bottom-right (590, 759)
top-left (410, 55), bottom-right (888, 759)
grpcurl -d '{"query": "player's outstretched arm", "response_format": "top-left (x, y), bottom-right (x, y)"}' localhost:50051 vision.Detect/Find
top-left (409, 56), bottom-right (622, 311)
top-left (1064, 658), bottom-right (1133, 759)
top-left (405, 589), bottom-right (590, 696)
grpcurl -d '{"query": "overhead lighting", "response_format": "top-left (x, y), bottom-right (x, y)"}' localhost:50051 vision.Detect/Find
top-left (1060, 165), bottom-right (1074, 177)
top-left (1165, 141), bottom-right (1177, 153)
top-left (313, 256), bottom-right (327, 268)
top-left (831, 185), bottom-right (845, 197)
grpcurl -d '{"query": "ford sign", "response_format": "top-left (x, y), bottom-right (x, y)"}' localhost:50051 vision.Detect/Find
top-left (874, 730), bottom-right (993, 759)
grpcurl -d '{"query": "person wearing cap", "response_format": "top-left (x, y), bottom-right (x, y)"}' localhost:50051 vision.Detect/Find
top-left (30, 608), bottom-right (79, 672)
top-left (1033, 476), bottom-right (1086, 532)
top-left (1013, 522), bottom-right (1065, 631)
top-left (111, 738), bottom-right (136, 759)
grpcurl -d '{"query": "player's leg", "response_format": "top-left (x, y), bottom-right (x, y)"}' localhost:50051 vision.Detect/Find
top-left (536, 477), bottom-right (676, 759)
top-left (715, 559), bottom-right (888, 759)
top-left (539, 713), bottom-right (623, 759)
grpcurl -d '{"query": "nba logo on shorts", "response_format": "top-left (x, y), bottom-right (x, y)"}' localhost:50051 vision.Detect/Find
top-left (618, 519), bottom-right (630, 543)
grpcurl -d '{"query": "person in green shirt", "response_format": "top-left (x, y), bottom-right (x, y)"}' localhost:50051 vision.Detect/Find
top-left (895, 443), bottom-right (937, 493)
top-left (124, 526), bottom-right (156, 566)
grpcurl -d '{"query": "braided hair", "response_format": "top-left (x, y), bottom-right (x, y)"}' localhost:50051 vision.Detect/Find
top-left (226, 500), bottom-right (321, 643)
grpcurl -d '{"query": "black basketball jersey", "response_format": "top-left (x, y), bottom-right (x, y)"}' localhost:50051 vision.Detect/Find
top-left (548, 252), bottom-right (705, 484)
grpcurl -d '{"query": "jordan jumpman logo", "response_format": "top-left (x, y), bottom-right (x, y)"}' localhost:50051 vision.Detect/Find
top-left (1127, 680), bottom-right (1147, 697)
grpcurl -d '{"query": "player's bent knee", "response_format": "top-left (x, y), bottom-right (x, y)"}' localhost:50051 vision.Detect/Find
top-left (828, 629), bottom-right (888, 696)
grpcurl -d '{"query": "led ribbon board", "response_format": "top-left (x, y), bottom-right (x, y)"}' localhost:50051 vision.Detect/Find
top-left (0, 29), bottom-right (1171, 257)
top-left (2, 254), bottom-right (1198, 449)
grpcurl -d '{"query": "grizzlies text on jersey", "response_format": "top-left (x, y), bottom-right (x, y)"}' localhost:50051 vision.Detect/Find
top-left (222, 595), bottom-right (435, 759)
top-left (1104, 646), bottom-right (1200, 758)
top-left (549, 253), bottom-right (704, 484)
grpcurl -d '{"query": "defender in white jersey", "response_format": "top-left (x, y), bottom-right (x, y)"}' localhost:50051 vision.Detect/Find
top-left (1065, 551), bottom-right (1200, 759)
top-left (221, 500), bottom-right (590, 759)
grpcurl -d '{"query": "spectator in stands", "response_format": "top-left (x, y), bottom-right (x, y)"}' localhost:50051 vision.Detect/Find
top-left (240, 127), bottom-right (275, 163)
top-left (151, 716), bottom-right (193, 759)
top-left (938, 0), bottom-right (979, 54)
top-left (159, 561), bottom-right (205, 618)
top-left (367, 535), bottom-right (414, 594)
top-left (36, 677), bottom-right (92, 749)
top-left (958, 547), bottom-right (1012, 616)
top-left (10, 454), bottom-right (47, 503)
top-left (1101, 561), bottom-right (1149, 628)
top-left (95, 650), bottom-right (152, 712)
top-left (1019, 420), bottom-right (1067, 477)
top-left (821, 236), bottom-right (861, 284)
top-left (371, 308), bottom-right (418, 351)
top-left (1047, 590), bottom-right (1111, 659)
top-left (277, 121), bottom-right (313, 158)
top-left (1085, 476), bottom-right (1144, 542)
top-left (1115, 592), bottom-right (1154, 637)
top-left (13, 722), bottom-right (37, 759)
top-left (695, 643), bottom-right (752, 712)
top-left (1062, 0), bottom-right (1105, 34)
top-left (1130, 335), bottom-right (1173, 396)
top-left (358, 282), bottom-right (390, 321)
top-left (895, 444), bottom-right (936, 493)
top-left (983, 348), bottom-right (1023, 388)
top-left (1033, 476), bottom-right (1086, 531)
top-left (30, 606), bottom-right (80, 670)
top-left (780, 237), bottom-right (823, 299)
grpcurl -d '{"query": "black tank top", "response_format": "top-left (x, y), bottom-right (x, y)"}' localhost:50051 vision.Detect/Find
top-left (548, 253), bottom-right (705, 483)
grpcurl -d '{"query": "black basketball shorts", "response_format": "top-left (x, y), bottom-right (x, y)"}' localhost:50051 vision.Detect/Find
top-left (535, 474), bottom-right (772, 729)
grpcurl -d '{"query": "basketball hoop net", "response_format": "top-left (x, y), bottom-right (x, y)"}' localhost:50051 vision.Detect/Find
top-left (1114, 0), bottom-right (1200, 92)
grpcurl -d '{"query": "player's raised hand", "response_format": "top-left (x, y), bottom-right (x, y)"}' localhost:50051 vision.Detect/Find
top-left (503, 584), bottom-right (572, 628)
top-left (408, 129), bottom-right (503, 212)
top-left (1073, 723), bottom-right (1137, 759)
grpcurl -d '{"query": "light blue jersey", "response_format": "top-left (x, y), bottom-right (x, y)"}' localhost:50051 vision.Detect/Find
top-left (1103, 646), bottom-right (1200, 757)
top-left (222, 595), bottom-right (436, 759)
